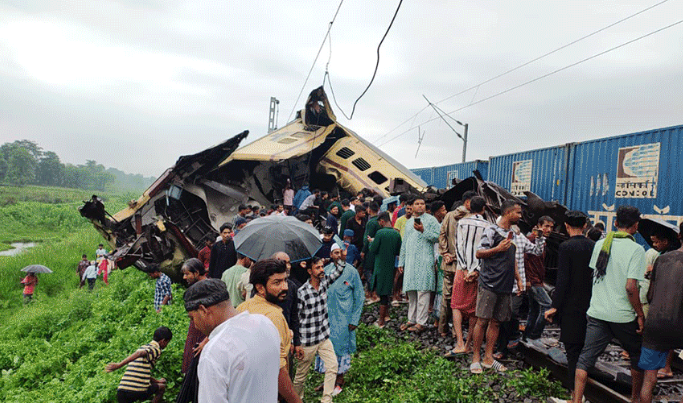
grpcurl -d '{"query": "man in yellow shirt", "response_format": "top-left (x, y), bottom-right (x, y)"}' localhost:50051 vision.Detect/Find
top-left (393, 204), bottom-right (413, 238)
top-left (237, 259), bottom-right (302, 403)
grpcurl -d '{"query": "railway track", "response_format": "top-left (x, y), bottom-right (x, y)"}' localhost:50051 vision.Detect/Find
top-left (518, 328), bottom-right (683, 403)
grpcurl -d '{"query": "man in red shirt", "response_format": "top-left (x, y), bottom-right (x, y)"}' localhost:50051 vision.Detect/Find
top-left (197, 239), bottom-right (213, 269)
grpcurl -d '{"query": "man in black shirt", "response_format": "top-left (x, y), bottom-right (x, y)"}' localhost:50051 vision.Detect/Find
top-left (545, 211), bottom-right (594, 400)
top-left (345, 208), bottom-right (367, 253)
top-left (208, 223), bottom-right (237, 279)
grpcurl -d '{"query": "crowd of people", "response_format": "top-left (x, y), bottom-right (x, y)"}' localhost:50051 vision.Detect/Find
top-left (99, 186), bottom-right (682, 403)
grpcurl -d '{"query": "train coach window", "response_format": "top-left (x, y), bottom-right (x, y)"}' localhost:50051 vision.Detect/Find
top-left (368, 171), bottom-right (388, 185)
top-left (352, 157), bottom-right (371, 171)
top-left (336, 147), bottom-right (355, 159)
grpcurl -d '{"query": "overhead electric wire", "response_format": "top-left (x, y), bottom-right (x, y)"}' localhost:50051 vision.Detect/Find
top-left (287, 0), bottom-right (346, 122)
top-left (324, 0), bottom-right (404, 120)
top-left (371, 0), bottom-right (670, 144)
top-left (376, 17), bottom-right (683, 147)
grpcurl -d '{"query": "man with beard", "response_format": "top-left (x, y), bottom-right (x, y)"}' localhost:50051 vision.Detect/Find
top-left (185, 279), bottom-right (280, 403)
top-left (237, 259), bottom-right (302, 403)
top-left (293, 253), bottom-right (345, 403)
top-left (314, 244), bottom-right (364, 396)
top-left (272, 251), bottom-right (304, 363)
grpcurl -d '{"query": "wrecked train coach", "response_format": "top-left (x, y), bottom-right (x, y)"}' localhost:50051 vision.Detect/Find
top-left (80, 87), bottom-right (427, 279)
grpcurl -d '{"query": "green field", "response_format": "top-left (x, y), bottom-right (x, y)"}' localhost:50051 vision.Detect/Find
top-left (0, 185), bottom-right (565, 402)
top-left (0, 185), bottom-right (134, 251)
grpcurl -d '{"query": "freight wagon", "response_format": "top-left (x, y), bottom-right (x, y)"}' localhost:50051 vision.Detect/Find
top-left (410, 160), bottom-right (489, 189)
top-left (416, 124), bottom-right (683, 240)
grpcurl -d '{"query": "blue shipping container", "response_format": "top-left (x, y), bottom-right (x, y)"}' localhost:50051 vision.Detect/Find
top-left (410, 167), bottom-right (434, 186)
top-left (566, 124), bottom-right (683, 233)
top-left (488, 145), bottom-right (570, 203)
top-left (411, 160), bottom-right (489, 189)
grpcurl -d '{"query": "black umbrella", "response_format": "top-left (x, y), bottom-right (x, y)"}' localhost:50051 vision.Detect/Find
top-left (21, 265), bottom-right (53, 274)
top-left (233, 215), bottom-right (322, 262)
top-left (638, 218), bottom-right (681, 249)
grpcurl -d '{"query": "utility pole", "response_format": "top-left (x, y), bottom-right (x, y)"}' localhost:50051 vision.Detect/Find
top-left (268, 97), bottom-right (280, 133)
top-left (462, 123), bottom-right (468, 163)
top-left (422, 95), bottom-right (468, 162)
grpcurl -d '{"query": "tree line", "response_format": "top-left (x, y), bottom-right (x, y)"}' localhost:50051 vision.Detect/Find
top-left (0, 140), bottom-right (156, 192)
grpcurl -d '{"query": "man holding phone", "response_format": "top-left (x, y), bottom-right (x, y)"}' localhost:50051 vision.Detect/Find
top-left (398, 197), bottom-right (441, 333)
top-left (469, 200), bottom-right (528, 373)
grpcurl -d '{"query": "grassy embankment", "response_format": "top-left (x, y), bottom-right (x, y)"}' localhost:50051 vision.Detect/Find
top-left (0, 185), bottom-right (566, 402)
top-left (0, 185), bottom-right (133, 310)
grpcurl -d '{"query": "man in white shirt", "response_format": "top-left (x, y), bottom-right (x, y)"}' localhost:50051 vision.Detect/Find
top-left (184, 279), bottom-right (281, 403)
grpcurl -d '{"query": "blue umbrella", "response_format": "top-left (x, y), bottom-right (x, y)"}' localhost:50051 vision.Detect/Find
top-left (233, 215), bottom-right (322, 262)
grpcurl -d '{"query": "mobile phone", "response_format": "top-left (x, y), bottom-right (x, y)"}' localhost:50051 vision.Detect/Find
top-left (506, 231), bottom-right (514, 240)
top-left (414, 218), bottom-right (421, 225)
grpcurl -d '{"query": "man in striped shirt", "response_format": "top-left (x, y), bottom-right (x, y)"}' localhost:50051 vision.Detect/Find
top-left (105, 326), bottom-right (172, 403)
top-left (446, 196), bottom-right (488, 356)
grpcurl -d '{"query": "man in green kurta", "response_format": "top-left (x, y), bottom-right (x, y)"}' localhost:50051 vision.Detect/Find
top-left (398, 197), bottom-right (440, 332)
top-left (370, 212), bottom-right (402, 327)
top-left (338, 200), bottom-right (355, 236)
top-left (362, 202), bottom-right (381, 301)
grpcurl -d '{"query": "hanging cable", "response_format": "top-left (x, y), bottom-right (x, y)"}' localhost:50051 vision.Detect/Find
top-left (376, 17), bottom-right (683, 147)
top-left (287, 0), bottom-right (346, 122)
top-left (325, 0), bottom-right (404, 120)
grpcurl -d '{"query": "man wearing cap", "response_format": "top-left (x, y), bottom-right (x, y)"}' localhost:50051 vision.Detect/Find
top-left (236, 259), bottom-right (302, 403)
top-left (315, 244), bottom-right (364, 396)
top-left (184, 278), bottom-right (281, 403)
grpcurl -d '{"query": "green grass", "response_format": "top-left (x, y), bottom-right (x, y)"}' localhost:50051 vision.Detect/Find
top-left (0, 228), bottom-right (103, 312)
top-left (0, 185), bottom-right (135, 250)
top-left (0, 269), bottom-right (188, 403)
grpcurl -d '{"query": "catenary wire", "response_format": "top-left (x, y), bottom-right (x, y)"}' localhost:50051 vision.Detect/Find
top-left (371, 0), bottom-right (670, 144)
top-left (376, 18), bottom-right (683, 147)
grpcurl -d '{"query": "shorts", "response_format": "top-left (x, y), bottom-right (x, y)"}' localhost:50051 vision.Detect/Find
top-left (638, 347), bottom-right (668, 371)
top-left (475, 285), bottom-right (511, 322)
top-left (117, 383), bottom-right (159, 403)
top-left (576, 316), bottom-right (642, 372)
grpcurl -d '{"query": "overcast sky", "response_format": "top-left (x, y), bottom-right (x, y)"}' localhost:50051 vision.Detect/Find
top-left (1, 0), bottom-right (682, 178)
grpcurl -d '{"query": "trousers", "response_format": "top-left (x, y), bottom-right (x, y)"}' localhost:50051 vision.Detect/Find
top-left (407, 290), bottom-right (431, 326)
top-left (438, 271), bottom-right (455, 334)
top-left (293, 338), bottom-right (338, 403)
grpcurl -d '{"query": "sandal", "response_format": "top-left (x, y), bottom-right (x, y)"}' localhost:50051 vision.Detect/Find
top-left (469, 361), bottom-right (483, 374)
top-left (372, 321), bottom-right (385, 329)
top-left (482, 359), bottom-right (507, 372)
top-left (444, 348), bottom-right (468, 359)
top-left (399, 322), bottom-right (415, 331)
top-left (657, 370), bottom-right (673, 379)
top-left (407, 324), bottom-right (426, 333)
